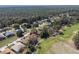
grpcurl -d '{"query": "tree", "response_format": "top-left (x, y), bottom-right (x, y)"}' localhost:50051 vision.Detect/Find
top-left (48, 27), bottom-right (53, 36)
top-left (73, 31), bottom-right (79, 49)
top-left (12, 24), bottom-right (20, 30)
top-left (28, 33), bottom-right (38, 53)
top-left (26, 23), bottom-right (31, 28)
top-left (40, 26), bottom-right (49, 39)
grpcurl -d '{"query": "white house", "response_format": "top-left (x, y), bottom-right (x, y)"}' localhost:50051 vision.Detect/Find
top-left (11, 42), bottom-right (25, 53)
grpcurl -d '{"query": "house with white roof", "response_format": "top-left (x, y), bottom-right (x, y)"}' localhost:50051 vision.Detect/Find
top-left (11, 42), bottom-right (26, 53)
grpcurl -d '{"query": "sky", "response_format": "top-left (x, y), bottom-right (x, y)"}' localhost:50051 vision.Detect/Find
top-left (0, 0), bottom-right (79, 5)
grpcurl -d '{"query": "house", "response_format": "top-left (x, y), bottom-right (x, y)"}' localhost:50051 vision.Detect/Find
top-left (17, 38), bottom-right (29, 45)
top-left (0, 33), bottom-right (6, 41)
top-left (16, 29), bottom-right (24, 37)
top-left (0, 29), bottom-right (3, 32)
top-left (11, 42), bottom-right (25, 53)
top-left (5, 31), bottom-right (15, 37)
top-left (33, 22), bottom-right (39, 27)
top-left (44, 19), bottom-right (48, 21)
top-left (0, 27), bottom-right (11, 32)
top-left (12, 41), bottom-right (18, 45)
top-left (16, 36), bottom-right (29, 45)
top-left (37, 21), bottom-right (42, 25)
top-left (47, 22), bottom-right (52, 26)
top-left (0, 46), bottom-right (8, 52)
top-left (1, 48), bottom-right (15, 54)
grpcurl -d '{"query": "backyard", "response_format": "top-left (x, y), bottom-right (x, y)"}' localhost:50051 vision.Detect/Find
top-left (0, 35), bottom-right (17, 48)
top-left (36, 23), bottom-right (79, 54)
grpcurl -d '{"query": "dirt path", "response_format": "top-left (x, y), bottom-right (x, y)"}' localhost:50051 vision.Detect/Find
top-left (46, 31), bottom-right (79, 54)
top-left (46, 41), bottom-right (79, 54)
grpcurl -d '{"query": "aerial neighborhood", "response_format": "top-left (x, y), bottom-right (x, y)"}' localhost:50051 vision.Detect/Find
top-left (0, 6), bottom-right (79, 54)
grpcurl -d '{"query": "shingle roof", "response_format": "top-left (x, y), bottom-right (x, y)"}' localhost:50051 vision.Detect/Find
top-left (0, 34), bottom-right (5, 39)
top-left (5, 31), bottom-right (14, 37)
top-left (11, 42), bottom-right (25, 53)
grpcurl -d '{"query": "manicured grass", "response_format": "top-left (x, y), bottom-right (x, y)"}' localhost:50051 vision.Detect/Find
top-left (36, 23), bottom-right (79, 54)
top-left (0, 35), bottom-right (17, 48)
top-left (60, 24), bottom-right (79, 39)
top-left (36, 36), bottom-right (61, 54)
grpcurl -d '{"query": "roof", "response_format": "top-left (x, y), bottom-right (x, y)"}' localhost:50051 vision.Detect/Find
top-left (5, 31), bottom-right (14, 36)
top-left (0, 29), bottom-right (2, 32)
top-left (16, 38), bottom-right (22, 41)
top-left (16, 29), bottom-right (23, 33)
top-left (11, 42), bottom-right (25, 53)
top-left (1, 48), bottom-right (15, 54)
top-left (18, 38), bottom-right (29, 45)
top-left (12, 41), bottom-right (18, 45)
top-left (0, 34), bottom-right (5, 38)
top-left (0, 46), bottom-right (8, 52)
top-left (16, 29), bottom-right (21, 31)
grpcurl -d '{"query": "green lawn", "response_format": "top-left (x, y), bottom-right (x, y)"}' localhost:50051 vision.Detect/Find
top-left (0, 35), bottom-right (17, 48)
top-left (36, 23), bottom-right (79, 54)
